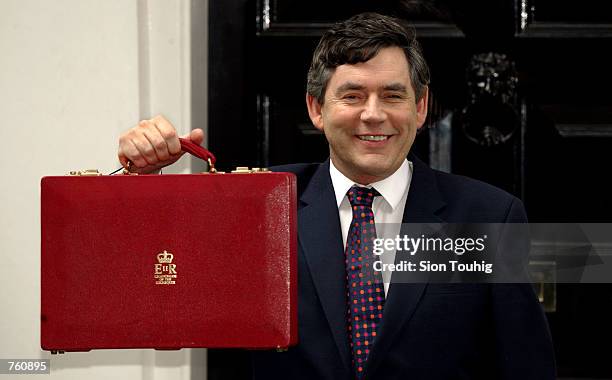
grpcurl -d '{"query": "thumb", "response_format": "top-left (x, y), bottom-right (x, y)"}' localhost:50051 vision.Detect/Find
top-left (179, 128), bottom-right (205, 146)
top-left (189, 128), bottom-right (204, 146)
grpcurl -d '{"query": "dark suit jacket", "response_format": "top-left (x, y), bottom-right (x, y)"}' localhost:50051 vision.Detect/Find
top-left (251, 155), bottom-right (555, 380)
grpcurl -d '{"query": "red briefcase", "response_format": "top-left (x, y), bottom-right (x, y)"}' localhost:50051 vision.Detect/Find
top-left (41, 139), bottom-right (297, 352)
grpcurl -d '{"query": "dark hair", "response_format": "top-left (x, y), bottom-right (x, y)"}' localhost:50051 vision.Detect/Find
top-left (307, 12), bottom-right (430, 104)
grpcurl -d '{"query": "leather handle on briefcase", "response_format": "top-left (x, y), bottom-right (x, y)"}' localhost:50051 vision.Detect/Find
top-left (119, 138), bottom-right (217, 175)
top-left (179, 138), bottom-right (217, 171)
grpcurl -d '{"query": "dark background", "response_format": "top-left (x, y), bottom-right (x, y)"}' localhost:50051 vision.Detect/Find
top-left (207, 0), bottom-right (612, 378)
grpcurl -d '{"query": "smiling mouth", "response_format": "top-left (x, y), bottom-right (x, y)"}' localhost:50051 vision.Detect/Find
top-left (358, 135), bottom-right (389, 141)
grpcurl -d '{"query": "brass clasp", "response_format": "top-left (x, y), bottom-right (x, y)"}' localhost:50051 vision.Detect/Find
top-left (69, 169), bottom-right (102, 176)
top-left (231, 167), bottom-right (270, 174)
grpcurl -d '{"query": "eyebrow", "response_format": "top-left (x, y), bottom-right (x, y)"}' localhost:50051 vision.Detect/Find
top-left (334, 82), bottom-right (409, 96)
top-left (334, 82), bottom-right (366, 96)
top-left (383, 83), bottom-right (408, 93)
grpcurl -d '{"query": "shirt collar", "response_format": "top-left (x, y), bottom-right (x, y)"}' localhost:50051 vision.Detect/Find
top-left (329, 158), bottom-right (412, 211)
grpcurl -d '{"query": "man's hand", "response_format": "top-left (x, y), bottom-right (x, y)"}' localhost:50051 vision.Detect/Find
top-left (118, 115), bottom-right (204, 174)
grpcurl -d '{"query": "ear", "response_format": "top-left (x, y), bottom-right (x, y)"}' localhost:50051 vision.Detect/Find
top-left (415, 86), bottom-right (429, 130)
top-left (306, 93), bottom-right (324, 132)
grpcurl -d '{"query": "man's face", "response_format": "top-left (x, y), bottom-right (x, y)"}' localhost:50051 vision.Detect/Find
top-left (307, 46), bottom-right (428, 184)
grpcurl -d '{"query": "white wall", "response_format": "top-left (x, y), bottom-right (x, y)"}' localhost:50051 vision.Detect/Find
top-left (0, 0), bottom-right (207, 378)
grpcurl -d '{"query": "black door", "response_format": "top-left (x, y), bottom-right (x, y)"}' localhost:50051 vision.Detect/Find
top-left (208, 1), bottom-right (612, 378)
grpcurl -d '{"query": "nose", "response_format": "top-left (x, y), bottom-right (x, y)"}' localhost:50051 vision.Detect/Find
top-left (360, 96), bottom-right (387, 124)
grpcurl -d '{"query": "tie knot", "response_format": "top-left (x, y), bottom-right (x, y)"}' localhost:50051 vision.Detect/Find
top-left (347, 185), bottom-right (379, 207)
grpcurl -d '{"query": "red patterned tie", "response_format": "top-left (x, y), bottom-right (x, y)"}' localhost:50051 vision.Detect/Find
top-left (345, 185), bottom-right (385, 379)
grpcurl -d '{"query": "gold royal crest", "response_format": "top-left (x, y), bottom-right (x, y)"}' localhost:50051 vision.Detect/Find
top-left (154, 250), bottom-right (177, 285)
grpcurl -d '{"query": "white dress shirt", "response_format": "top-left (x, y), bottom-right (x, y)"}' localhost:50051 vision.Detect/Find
top-left (329, 159), bottom-right (413, 297)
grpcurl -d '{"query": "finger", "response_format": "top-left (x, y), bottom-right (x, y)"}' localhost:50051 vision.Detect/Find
top-left (121, 140), bottom-right (148, 168)
top-left (126, 138), bottom-right (150, 168)
top-left (129, 136), bottom-right (158, 167)
top-left (118, 135), bottom-right (130, 168)
top-left (118, 152), bottom-right (130, 169)
top-left (118, 133), bottom-right (145, 168)
top-left (143, 128), bottom-right (171, 162)
top-left (152, 116), bottom-right (181, 155)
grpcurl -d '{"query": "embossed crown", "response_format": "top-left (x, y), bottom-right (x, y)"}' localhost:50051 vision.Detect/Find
top-left (157, 250), bottom-right (173, 263)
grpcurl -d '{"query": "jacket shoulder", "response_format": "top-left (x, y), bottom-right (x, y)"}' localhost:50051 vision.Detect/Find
top-left (431, 169), bottom-right (526, 222)
top-left (270, 163), bottom-right (322, 196)
top-left (270, 163), bottom-right (319, 176)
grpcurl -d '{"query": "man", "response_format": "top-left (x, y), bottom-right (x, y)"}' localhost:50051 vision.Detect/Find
top-left (118, 12), bottom-right (555, 380)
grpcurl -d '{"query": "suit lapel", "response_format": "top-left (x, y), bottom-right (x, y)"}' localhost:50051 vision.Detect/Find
top-left (298, 160), bottom-right (352, 372)
top-left (365, 155), bottom-right (446, 378)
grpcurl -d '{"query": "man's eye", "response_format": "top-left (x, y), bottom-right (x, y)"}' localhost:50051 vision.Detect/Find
top-left (385, 93), bottom-right (404, 99)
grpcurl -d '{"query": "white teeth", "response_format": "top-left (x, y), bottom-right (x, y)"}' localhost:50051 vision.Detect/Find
top-left (358, 135), bottom-right (388, 141)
